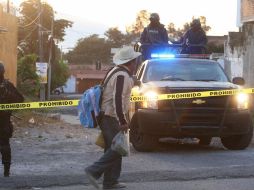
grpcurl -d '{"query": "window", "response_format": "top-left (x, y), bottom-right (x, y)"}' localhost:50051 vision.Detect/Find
top-left (143, 60), bottom-right (228, 82)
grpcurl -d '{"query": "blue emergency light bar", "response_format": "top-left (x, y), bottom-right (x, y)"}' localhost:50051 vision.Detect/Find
top-left (151, 53), bottom-right (175, 58)
top-left (150, 53), bottom-right (211, 59)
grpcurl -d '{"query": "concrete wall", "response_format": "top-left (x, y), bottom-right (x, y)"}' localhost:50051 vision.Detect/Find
top-left (224, 23), bottom-right (254, 87)
top-left (63, 75), bottom-right (76, 93)
top-left (0, 4), bottom-right (18, 85)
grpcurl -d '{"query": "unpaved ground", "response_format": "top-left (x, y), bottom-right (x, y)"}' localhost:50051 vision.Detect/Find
top-left (1, 112), bottom-right (254, 189)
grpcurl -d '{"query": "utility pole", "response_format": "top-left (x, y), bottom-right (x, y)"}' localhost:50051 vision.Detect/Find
top-left (47, 12), bottom-right (54, 100)
top-left (6, 0), bottom-right (9, 13)
top-left (38, 0), bottom-right (45, 101)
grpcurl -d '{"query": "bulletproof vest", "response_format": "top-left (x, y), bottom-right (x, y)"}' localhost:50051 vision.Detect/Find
top-left (146, 25), bottom-right (166, 44)
top-left (0, 80), bottom-right (10, 103)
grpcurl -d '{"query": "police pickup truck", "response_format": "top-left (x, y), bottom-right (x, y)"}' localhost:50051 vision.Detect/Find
top-left (129, 53), bottom-right (253, 152)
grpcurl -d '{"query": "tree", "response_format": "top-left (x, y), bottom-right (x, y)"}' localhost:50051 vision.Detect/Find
top-left (167, 16), bottom-right (211, 41)
top-left (199, 16), bottom-right (211, 33)
top-left (17, 54), bottom-right (40, 97)
top-left (126, 10), bottom-right (150, 40)
top-left (66, 34), bottom-right (111, 65)
top-left (104, 27), bottom-right (126, 47)
top-left (18, 0), bottom-right (72, 95)
top-left (18, 0), bottom-right (73, 61)
top-left (167, 22), bottom-right (183, 40)
top-left (51, 60), bottom-right (70, 90)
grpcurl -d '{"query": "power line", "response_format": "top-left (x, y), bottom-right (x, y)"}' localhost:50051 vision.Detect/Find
top-left (19, 9), bottom-right (51, 32)
top-left (18, 25), bottom-right (37, 43)
top-left (19, 11), bottom-right (42, 28)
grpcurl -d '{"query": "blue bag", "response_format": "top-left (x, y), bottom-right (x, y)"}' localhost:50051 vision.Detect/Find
top-left (78, 85), bottom-right (102, 128)
top-left (78, 67), bottom-right (125, 128)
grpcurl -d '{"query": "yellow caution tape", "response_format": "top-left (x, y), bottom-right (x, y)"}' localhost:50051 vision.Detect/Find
top-left (130, 88), bottom-right (254, 102)
top-left (0, 88), bottom-right (254, 110)
top-left (0, 100), bottom-right (79, 110)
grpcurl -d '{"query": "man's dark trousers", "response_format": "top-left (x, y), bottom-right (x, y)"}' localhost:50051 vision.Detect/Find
top-left (85, 115), bottom-right (122, 186)
top-left (0, 138), bottom-right (11, 177)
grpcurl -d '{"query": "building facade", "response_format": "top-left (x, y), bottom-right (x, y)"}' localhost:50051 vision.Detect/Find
top-left (0, 4), bottom-right (18, 85)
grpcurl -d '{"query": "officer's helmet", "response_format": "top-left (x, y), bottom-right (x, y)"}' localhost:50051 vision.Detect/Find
top-left (191, 19), bottom-right (201, 28)
top-left (149, 13), bottom-right (160, 21)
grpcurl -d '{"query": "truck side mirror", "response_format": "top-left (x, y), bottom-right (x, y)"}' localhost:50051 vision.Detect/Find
top-left (232, 77), bottom-right (245, 86)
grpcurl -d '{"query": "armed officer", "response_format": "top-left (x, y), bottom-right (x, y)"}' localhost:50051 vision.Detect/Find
top-left (0, 62), bottom-right (24, 177)
top-left (180, 19), bottom-right (207, 54)
top-left (140, 13), bottom-right (169, 60)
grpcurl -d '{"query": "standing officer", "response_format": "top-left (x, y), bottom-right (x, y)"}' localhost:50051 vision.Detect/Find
top-left (140, 13), bottom-right (169, 45)
top-left (180, 19), bottom-right (208, 54)
top-left (140, 13), bottom-right (169, 60)
top-left (0, 62), bottom-right (24, 177)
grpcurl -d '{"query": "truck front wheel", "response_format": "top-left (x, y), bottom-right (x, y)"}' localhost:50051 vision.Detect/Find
top-left (130, 114), bottom-right (158, 152)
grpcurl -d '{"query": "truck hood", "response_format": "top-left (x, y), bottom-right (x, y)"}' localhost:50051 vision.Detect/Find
top-left (142, 81), bottom-right (239, 89)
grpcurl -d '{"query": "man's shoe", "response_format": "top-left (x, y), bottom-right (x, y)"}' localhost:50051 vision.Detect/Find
top-left (85, 169), bottom-right (100, 189)
top-left (103, 183), bottom-right (126, 189)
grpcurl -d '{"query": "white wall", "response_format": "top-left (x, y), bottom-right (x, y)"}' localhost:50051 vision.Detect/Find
top-left (224, 24), bottom-right (254, 87)
top-left (63, 75), bottom-right (76, 93)
top-left (224, 46), bottom-right (244, 80)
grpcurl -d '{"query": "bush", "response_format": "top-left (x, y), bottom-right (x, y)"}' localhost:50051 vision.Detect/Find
top-left (51, 60), bottom-right (70, 91)
top-left (17, 54), bottom-right (40, 98)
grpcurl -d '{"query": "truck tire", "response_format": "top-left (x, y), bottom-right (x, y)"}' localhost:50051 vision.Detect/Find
top-left (130, 114), bottom-right (158, 152)
top-left (221, 125), bottom-right (253, 150)
top-left (199, 137), bottom-right (212, 146)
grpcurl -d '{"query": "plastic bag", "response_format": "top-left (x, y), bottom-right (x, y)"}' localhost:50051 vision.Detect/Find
top-left (95, 131), bottom-right (105, 149)
top-left (111, 131), bottom-right (130, 157)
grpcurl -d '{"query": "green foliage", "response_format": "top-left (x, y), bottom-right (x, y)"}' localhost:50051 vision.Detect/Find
top-left (105, 27), bottom-right (126, 47)
top-left (65, 11), bottom-right (214, 65)
top-left (66, 34), bottom-right (111, 65)
top-left (126, 10), bottom-right (150, 36)
top-left (17, 54), bottom-right (40, 97)
top-left (51, 60), bottom-right (70, 90)
top-left (18, 0), bottom-right (73, 60)
top-left (54, 19), bottom-right (73, 42)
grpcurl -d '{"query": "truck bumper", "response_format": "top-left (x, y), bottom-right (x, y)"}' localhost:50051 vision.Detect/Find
top-left (135, 109), bottom-right (253, 137)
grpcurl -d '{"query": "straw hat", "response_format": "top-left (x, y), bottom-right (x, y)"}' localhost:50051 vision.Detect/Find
top-left (113, 46), bottom-right (141, 65)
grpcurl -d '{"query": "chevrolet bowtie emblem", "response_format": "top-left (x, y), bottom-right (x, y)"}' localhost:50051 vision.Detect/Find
top-left (192, 99), bottom-right (206, 104)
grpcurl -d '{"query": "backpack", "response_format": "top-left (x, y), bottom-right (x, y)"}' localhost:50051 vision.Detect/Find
top-left (78, 66), bottom-right (126, 128)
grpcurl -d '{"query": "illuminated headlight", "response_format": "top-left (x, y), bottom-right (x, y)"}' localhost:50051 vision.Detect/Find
top-left (236, 93), bottom-right (249, 110)
top-left (141, 91), bottom-right (158, 109)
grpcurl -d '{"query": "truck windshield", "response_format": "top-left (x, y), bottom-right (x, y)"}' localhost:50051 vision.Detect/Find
top-left (143, 59), bottom-right (229, 83)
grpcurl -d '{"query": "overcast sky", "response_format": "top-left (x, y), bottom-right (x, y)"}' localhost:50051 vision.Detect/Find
top-left (10, 0), bottom-right (239, 51)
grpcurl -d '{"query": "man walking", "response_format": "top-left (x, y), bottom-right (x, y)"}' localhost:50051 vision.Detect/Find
top-left (0, 62), bottom-right (24, 177)
top-left (85, 46), bottom-right (141, 189)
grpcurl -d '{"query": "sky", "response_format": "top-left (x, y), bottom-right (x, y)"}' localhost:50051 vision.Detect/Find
top-left (10, 0), bottom-right (239, 51)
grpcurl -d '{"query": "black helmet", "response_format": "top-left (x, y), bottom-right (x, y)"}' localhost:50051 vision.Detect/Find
top-left (0, 62), bottom-right (5, 73)
top-left (191, 19), bottom-right (201, 28)
top-left (149, 13), bottom-right (160, 21)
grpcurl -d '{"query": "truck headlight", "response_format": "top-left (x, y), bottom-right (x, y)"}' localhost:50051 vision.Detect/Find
top-left (141, 91), bottom-right (158, 109)
top-left (236, 93), bottom-right (249, 110)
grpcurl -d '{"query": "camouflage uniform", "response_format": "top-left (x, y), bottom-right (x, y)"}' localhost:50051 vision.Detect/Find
top-left (0, 63), bottom-right (24, 177)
